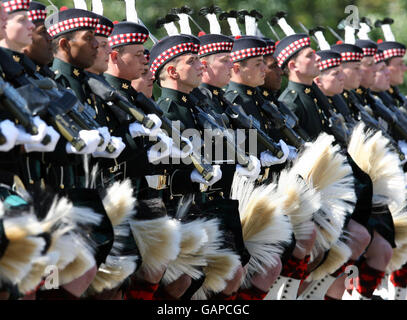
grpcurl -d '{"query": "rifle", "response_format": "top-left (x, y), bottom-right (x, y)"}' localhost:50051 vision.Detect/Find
top-left (348, 91), bottom-right (406, 161)
top-left (133, 92), bottom-right (216, 183)
top-left (188, 92), bottom-right (254, 170)
top-left (275, 100), bottom-right (311, 142)
top-left (2, 65), bottom-right (107, 152)
top-left (223, 103), bottom-right (284, 158)
top-left (370, 93), bottom-right (407, 141)
top-left (0, 77), bottom-right (51, 145)
top-left (259, 100), bottom-right (305, 148)
top-left (392, 87), bottom-right (407, 113)
top-left (32, 77), bottom-right (116, 154)
top-left (86, 76), bottom-right (156, 129)
top-left (44, 91), bottom-right (86, 152)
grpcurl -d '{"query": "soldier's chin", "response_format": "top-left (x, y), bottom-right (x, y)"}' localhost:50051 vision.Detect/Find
top-left (83, 58), bottom-right (97, 70)
top-left (257, 78), bottom-right (265, 87)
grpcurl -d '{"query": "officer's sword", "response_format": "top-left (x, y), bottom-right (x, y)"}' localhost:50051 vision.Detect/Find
top-left (327, 26), bottom-right (344, 42)
top-left (266, 21), bottom-right (280, 41)
top-left (298, 22), bottom-right (318, 43)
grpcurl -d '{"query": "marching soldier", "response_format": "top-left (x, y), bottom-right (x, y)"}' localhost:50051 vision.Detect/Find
top-left (149, 33), bottom-right (227, 299)
top-left (131, 49), bottom-right (154, 98)
top-left (224, 36), bottom-right (291, 170)
top-left (103, 22), bottom-right (196, 300)
top-left (375, 41), bottom-right (407, 300)
top-left (195, 32), bottom-right (267, 300)
top-left (309, 46), bottom-right (373, 300)
top-left (381, 41), bottom-right (407, 110)
top-left (258, 37), bottom-right (310, 143)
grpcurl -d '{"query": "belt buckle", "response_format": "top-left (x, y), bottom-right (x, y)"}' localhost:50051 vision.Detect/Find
top-left (145, 174), bottom-right (168, 190)
top-left (109, 165), bottom-right (120, 173)
top-left (157, 174), bottom-right (167, 190)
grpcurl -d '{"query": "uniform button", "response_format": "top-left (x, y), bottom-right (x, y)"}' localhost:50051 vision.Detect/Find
top-left (219, 192), bottom-right (224, 197)
top-left (209, 196), bottom-right (214, 201)
top-left (314, 98), bottom-right (318, 103)
top-left (87, 98), bottom-right (92, 105)
top-left (106, 116), bottom-right (110, 121)
top-left (291, 90), bottom-right (295, 94)
top-left (322, 120), bottom-right (325, 124)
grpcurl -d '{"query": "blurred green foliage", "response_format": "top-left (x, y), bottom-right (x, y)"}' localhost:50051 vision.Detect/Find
top-left (40, 0), bottom-right (407, 92)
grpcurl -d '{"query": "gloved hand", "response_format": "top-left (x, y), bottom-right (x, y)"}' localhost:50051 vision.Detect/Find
top-left (260, 139), bottom-right (289, 167)
top-left (95, 126), bottom-right (111, 152)
top-left (24, 125), bottom-right (60, 153)
top-left (147, 133), bottom-right (172, 163)
top-left (190, 164), bottom-right (222, 186)
top-left (15, 116), bottom-right (47, 145)
top-left (398, 140), bottom-right (407, 156)
top-left (236, 155), bottom-right (261, 180)
top-left (0, 119), bottom-right (19, 152)
top-left (169, 136), bottom-right (193, 159)
top-left (92, 136), bottom-right (126, 159)
top-left (287, 144), bottom-right (298, 161)
top-left (66, 130), bottom-right (100, 154)
top-left (129, 114), bottom-right (162, 138)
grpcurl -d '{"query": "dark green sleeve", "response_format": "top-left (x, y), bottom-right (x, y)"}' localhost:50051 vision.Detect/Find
top-left (157, 99), bottom-right (200, 194)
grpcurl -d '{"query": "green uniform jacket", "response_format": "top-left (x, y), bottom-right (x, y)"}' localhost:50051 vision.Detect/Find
top-left (279, 81), bottom-right (330, 140)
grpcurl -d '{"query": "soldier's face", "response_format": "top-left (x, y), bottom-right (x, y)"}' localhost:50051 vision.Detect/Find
top-left (23, 21), bottom-right (53, 66)
top-left (0, 5), bottom-right (7, 40)
top-left (293, 47), bottom-right (320, 79)
top-left (175, 53), bottom-right (204, 90)
top-left (371, 62), bottom-right (390, 92)
top-left (201, 52), bottom-right (233, 88)
top-left (264, 55), bottom-right (283, 91)
top-left (3, 11), bottom-right (34, 50)
top-left (359, 56), bottom-right (376, 89)
top-left (315, 66), bottom-right (345, 97)
top-left (341, 62), bottom-right (362, 90)
top-left (68, 30), bottom-right (99, 69)
top-left (388, 57), bottom-right (407, 86)
top-left (131, 64), bottom-right (154, 98)
top-left (88, 35), bottom-right (111, 74)
top-left (116, 44), bottom-right (146, 80)
top-left (238, 56), bottom-right (266, 87)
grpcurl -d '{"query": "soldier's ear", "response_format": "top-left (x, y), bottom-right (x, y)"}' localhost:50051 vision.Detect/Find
top-left (314, 76), bottom-right (322, 86)
top-left (287, 59), bottom-right (297, 73)
top-left (59, 37), bottom-right (70, 54)
top-left (232, 62), bottom-right (240, 74)
top-left (167, 65), bottom-right (179, 80)
top-left (201, 59), bottom-right (208, 71)
top-left (110, 50), bottom-right (119, 64)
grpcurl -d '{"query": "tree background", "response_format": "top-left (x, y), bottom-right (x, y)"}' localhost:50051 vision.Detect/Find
top-left (41, 0), bottom-right (407, 92)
